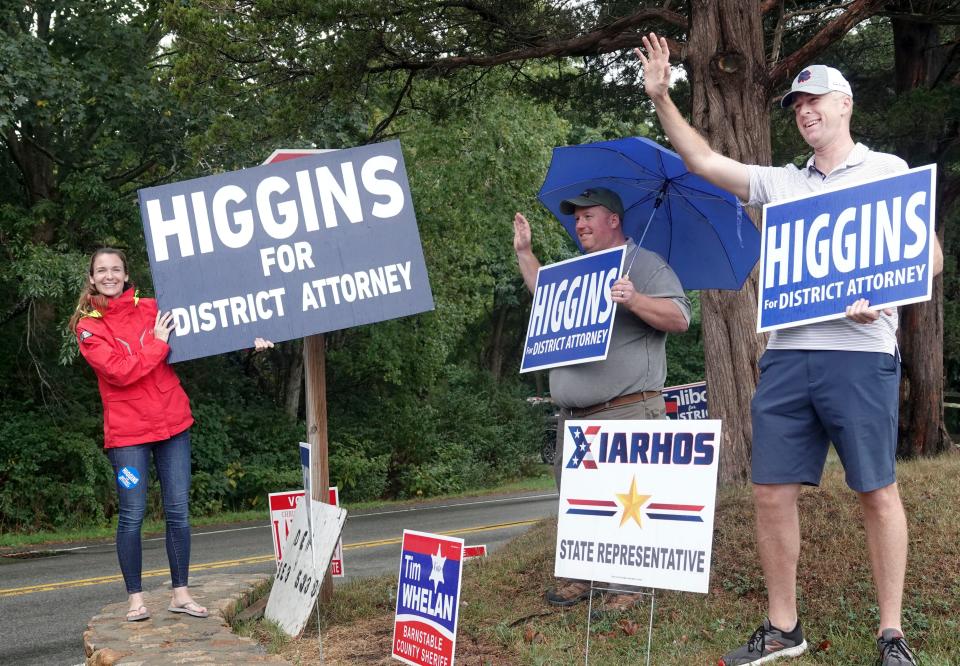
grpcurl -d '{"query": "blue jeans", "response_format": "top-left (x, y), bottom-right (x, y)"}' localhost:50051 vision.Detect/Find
top-left (107, 429), bottom-right (192, 594)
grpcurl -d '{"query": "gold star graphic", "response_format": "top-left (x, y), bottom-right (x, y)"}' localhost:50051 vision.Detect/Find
top-left (616, 477), bottom-right (651, 527)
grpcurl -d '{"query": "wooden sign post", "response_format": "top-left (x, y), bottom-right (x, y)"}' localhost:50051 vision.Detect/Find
top-left (303, 333), bottom-right (333, 602)
top-left (263, 149), bottom-right (337, 602)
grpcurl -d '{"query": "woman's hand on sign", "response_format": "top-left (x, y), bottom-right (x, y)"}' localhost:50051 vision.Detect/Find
top-left (154, 312), bottom-right (175, 343)
top-left (845, 298), bottom-right (893, 324)
top-left (253, 337), bottom-right (275, 352)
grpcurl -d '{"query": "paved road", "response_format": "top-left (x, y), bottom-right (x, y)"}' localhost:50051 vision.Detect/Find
top-left (0, 490), bottom-right (558, 666)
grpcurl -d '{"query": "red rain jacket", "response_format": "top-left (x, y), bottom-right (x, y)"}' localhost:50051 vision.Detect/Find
top-left (76, 287), bottom-right (193, 448)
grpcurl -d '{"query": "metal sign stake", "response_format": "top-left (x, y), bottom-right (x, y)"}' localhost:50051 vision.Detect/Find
top-left (582, 581), bottom-right (656, 666)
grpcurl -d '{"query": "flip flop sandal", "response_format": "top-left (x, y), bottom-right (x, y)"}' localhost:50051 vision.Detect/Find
top-left (167, 601), bottom-right (209, 618)
top-left (125, 605), bottom-right (151, 622)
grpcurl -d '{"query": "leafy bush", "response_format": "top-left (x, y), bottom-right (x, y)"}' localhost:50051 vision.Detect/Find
top-left (329, 437), bottom-right (390, 502)
top-left (0, 408), bottom-right (113, 530)
top-left (229, 464), bottom-right (303, 511)
top-left (187, 402), bottom-right (234, 514)
top-left (328, 365), bottom-right (544, 499)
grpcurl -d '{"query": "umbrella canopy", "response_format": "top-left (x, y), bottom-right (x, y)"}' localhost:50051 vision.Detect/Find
top-left (537, 137), bottom-right (760, 291)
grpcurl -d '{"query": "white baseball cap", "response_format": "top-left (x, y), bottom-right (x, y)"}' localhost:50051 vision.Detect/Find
top-left (780, 65), bottom-right (853, 108)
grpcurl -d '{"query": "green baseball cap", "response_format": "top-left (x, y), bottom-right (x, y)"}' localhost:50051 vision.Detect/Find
top-left (559, 187), bottom-right (625, 218)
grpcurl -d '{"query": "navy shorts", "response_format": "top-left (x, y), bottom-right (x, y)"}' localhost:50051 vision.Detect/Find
top-left (751, 349), bottom-right (900, 493)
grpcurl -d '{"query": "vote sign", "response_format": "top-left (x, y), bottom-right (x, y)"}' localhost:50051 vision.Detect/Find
top-left (137, 140), bottom-right (434, 362)
top-left (556, 419), bottom-right (722, 594)
top-left (264, 499), bottom-right (347, 637)
top-left (392, 530), bottom-right (464, 666)
top-left (757, 165), bottom-right (936, 332)
top-left (520, 246), bottom-right (624, 373)
top-left (268, 488), bottom-right (344, 577)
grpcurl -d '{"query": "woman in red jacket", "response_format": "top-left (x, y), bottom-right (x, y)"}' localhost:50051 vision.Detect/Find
top-left (69, 248), bottom-right (270, 622)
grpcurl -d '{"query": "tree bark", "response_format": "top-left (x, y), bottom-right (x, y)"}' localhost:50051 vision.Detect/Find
top-left (891, 16), bottom-right (952, 457)
top-left (896, 223), bottom-right (949, 457)
top-left (303, 334), bottom-right (334, 602)
top-left (284, 339), bottom-right (304, 421)
top-left (687, 0), bottom-right (771, 485)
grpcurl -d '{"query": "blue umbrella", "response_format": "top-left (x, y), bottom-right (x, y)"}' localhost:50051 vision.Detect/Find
top-left (537, 137), bottom-right (760, 291)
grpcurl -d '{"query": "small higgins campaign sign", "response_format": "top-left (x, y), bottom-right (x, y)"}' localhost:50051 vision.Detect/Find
top-left (137, 140), bottom-right (434, 362)
top-left (555, 419), bottom-right (722, 593)
top-left (520, 246), bottom-right (624, 373)
top-left (758, 165), bottom-right (936, 332)
top-left (392, 530), bottom-right (464, 666)
top-left (663, 381), bottom-right (708, 420)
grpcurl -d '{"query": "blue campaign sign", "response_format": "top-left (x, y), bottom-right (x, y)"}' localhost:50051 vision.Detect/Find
top-left (663, 381), bottom-right (707, 420)
top-left (520, 246), bottom-right (624, 373)
top-left (137, 140), bottom-right (434, 362)
top-left (393, 530), bottom-right (464, 666)
top-left (757, 165), bottom-right (936, 332)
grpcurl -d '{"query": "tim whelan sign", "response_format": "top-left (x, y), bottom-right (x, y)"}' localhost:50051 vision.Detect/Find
top-left (392, 531), bottom-right (464, 666)
top-left (138, 140), bottom-right (434, 361)
top-left (757, 165), bottom-right (936, 332)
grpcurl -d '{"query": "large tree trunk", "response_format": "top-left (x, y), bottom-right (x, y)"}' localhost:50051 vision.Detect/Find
top-left (284, 338), bottom-right (304, 421)
top-left (687, 0), bottom-right (771, 485)
top-left (891, 17), bottom-right (951, 456)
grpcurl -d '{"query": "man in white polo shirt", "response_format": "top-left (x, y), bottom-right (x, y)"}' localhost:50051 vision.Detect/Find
top-left (636, 33), bottom-right (943, 666)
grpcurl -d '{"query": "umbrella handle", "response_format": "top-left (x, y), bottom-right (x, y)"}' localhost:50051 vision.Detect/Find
top-left (634, 182), bottom-right (667, 251)
top-left (623, 242), bottom-right (642, 276)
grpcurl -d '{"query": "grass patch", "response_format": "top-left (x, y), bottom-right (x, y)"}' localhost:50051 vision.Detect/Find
top-left (0, 466), bottom-right (556, 549)
top-left (265, 451), bottom-right (960, 665)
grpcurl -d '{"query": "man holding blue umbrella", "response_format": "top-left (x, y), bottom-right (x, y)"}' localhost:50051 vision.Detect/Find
top-left (514, 187), bottom-right (691, 610)
top-left (636, 32), bottom-right (944, 666)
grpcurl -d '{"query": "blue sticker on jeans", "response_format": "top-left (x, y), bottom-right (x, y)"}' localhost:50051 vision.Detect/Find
top-left (118, 466), bottom-right (140, 489)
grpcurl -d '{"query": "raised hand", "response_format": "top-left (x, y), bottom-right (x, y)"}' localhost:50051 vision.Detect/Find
top-left (514, 212), bottom-right (532, 254)
top-left (634, 33), bottom-right (672, 101)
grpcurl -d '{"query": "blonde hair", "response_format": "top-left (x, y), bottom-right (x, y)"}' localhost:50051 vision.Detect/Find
top-left (68, 248), bottom-right (129, 332)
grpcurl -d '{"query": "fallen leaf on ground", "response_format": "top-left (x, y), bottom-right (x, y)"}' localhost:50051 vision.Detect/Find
top-left (618, 619), bottom-right (640, 636)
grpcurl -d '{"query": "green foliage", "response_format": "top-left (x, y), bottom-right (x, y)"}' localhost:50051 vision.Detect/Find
top-left (665, 291), bottom-right (705, 387)
top-left (329, 437), bottom-right (391, 503)
top-left (0, 407), bottom-right (112, 530)
top-left (188, 403), bottom-right (235, 514)
top-left (382, 367), bottom-right (544, 498)
top-left (6, 1), bottom-right (957, 532)
top-left (186, 397), bottom-right (307, 513)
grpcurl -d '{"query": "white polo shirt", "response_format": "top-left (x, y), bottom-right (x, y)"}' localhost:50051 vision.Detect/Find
top-left (746, 143), bottom-right (906, 354)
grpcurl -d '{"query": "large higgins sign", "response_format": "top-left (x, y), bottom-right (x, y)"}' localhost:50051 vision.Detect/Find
top-left (137, 140), bottom-right (434, 362)
top-left (757, 165), bottom-right (936, 332)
